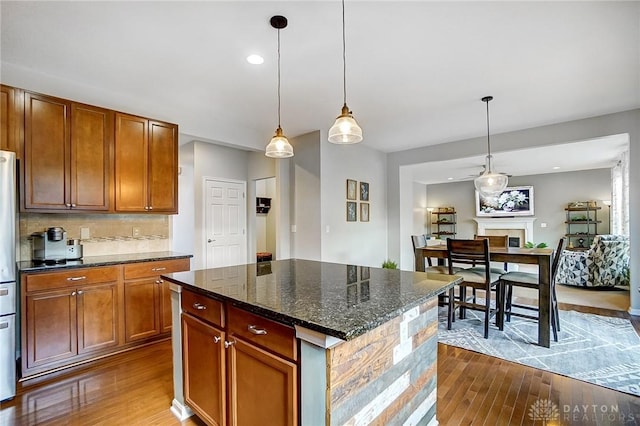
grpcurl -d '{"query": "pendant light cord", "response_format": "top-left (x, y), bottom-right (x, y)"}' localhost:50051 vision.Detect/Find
top-left (485, 98), bottom-right (492, 171)
top-left (341, 0), bottom-right (347, 105)
top-left (277, 28), bottom-right (282, 128)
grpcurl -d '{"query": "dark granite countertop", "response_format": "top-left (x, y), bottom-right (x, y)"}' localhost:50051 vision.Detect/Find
top-left (162, 259), bottom-right (461, 341)
top-left (18, 251), bottom-right (192, 273)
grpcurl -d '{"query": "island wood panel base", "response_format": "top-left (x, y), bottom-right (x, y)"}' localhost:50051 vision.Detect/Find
top-left (326, 297), bottom-right (439, 425)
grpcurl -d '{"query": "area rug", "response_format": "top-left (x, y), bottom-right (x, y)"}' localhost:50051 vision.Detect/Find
top-left (437, 307), bottom-right (640, 397)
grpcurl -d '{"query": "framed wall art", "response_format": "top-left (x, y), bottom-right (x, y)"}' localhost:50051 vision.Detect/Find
top-left (360, 203), bottom-right (370, 222)
top-left (347, 201), bottom-right (357, 222)
top-left (360, 182), bottom-right (369, 201)
top-left (347, 179), bottom-right (357, 200)
top-left (476, 186), bottom-right (534, 217)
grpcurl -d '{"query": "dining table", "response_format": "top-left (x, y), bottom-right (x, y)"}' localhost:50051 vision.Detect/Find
top-left (415, 243), bottom-right (555, 348)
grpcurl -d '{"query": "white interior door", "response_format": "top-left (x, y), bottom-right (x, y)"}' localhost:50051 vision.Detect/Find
top-left (205, 179), bottom-right (247, 269)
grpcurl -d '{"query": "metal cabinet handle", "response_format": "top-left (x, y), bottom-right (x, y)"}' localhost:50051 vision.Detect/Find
top-left (71, 291), bottom-right (77, 296)
top-left (77, 290), bottom-right (83, 295)
top-left (65, 203), bottom-right (72, 207)
top-left (66, 276), bottom-right (86, 281)
top-left (248, 325), bottom-right (267, 335)
top-left (155, 279), bottom-right (164, 284)
top-left (71, 204), bottom-right (76, 207)
top-left (224, 340), bottom-right (236, 349)
top-left (151, 267), bottom-right (166, 272)
top-left (213, 336), bottom-right (221, 344)
top-left (148, 206), bottom-right (153, 210)
top-left (193, 303), bottom-right (207, 310)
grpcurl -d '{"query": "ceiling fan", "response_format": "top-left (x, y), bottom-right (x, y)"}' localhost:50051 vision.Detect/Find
top-left (455, 164), bottom-right (512, 182)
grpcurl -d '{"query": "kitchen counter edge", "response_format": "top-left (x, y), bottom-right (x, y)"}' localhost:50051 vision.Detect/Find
top-left (17, 251), bottom-right (193, 273)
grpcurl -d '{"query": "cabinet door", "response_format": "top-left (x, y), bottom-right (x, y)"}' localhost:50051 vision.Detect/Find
top-left (76, 281), bottom-right (119, 354)
top-left (148, 120), bottom-right (178, 213)
top-left (1, 84), bottom-right (22, 156)
top-left (183, 314), bottom-right (226, 426)
top-left (26, 288), bottom-right (77, 368)
top-left (114, 113), bottom-right (148, 212)
top-left (70, 103), bottom-right (113, 211)
top-left (24, 92), bottom-right (70, 210)
top-left (123, 278), bottom-right (160, 342)
top-left (228, 338), bottom-right (297, 426)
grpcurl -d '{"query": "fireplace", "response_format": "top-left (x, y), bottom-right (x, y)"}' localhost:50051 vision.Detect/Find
top-left (473, 217), bottom-right (537, 247)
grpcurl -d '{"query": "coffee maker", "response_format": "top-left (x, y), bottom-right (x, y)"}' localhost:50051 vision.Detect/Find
top-left (31, 227), bottom-right (68, 265)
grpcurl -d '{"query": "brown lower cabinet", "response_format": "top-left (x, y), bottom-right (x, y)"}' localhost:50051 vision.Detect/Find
top-left (23, 266), bottom-right (119, 376)
top-left (182, 289), bottom-right (298, 426)
top-left (123, 258), bottom-right (190, 342)
top-left (21, 258), bottom-right (190, 379)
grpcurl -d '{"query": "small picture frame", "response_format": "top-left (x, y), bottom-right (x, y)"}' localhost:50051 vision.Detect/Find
top-left (347, 201), bottom-right (357, 222)
top-left (360, 203), bottom-right (370, 222)
top-left (360, 182), bottom-right (369, 201)
top-left (346, 179), bottom-right (357, 200)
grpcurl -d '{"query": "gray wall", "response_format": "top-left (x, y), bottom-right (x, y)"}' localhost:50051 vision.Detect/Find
top-left (426, 169), bottom-right (611, 246)
top-left (321, 136), bottom-right (388, 267)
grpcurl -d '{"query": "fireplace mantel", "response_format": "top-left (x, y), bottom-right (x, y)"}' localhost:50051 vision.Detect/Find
top-left (473, 217), bottom-right (537, 242)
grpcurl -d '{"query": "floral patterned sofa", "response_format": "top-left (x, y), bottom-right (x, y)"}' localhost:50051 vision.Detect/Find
top-left (556, 235), bottom-right (630, 287)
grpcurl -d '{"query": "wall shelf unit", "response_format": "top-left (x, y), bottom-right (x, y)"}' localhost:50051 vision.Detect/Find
top-left (564, 202), bottom-right (601, 250)
top-left (431, 208), bottom-right (456, 239)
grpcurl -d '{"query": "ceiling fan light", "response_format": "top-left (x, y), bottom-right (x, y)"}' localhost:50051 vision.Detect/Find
top-left (328, 105), bottom-right (363, 144)
top-left (265, 126), bottom-right (294, 158)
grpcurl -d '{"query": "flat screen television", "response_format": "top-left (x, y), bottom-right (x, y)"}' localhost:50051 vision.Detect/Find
top-left (475, 186), bottom-right (534, 217)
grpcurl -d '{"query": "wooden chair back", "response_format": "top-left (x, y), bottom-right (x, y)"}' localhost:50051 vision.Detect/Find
top-left (474, 234), bottom-right (509, 249)
top-left (446, 239), bottom-right (490, 274)
top-left (551, 237), bottom-right (566, 282)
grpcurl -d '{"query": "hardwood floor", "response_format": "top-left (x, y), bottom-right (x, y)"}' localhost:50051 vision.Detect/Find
top-left (1, 306), bottom-right (638, 425)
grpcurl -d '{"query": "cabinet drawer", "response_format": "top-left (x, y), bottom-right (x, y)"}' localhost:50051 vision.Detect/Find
top-left (26, 266), bottom-right (119, 293)
top-left (228, 305), bottom-right (296, 361)
top-left (124, 258), bottom-right (190, 280)
top-left (182, 289), bottom-right (224, 328)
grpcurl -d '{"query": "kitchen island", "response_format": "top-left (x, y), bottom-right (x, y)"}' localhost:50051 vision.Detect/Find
top-left (163, 259), bottom-right (461, 426)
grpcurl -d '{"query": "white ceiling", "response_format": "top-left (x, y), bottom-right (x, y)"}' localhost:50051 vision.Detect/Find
top-left (1, 1), bottom-right (638, 179)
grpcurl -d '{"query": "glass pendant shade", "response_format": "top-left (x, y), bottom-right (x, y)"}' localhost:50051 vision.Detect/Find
top-left (265, 126), bottom-right (293, 158)
top-left (328, 104), bottom-right (363, 144)
top-left (474, 156), bottom-right (508, 197)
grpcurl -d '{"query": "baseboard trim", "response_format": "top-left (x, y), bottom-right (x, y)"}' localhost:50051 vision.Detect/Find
top-left (628, 307), bottom-right (640, 316)
top-left (170, 398), bottom-right (193, 421)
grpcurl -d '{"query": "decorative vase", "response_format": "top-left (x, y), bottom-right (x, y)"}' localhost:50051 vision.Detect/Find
top-left (502, 205), bottom-right (513, 212)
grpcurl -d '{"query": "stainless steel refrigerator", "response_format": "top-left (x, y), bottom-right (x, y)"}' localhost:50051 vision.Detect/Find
top-left (0, 150), bottom-right (17, 401)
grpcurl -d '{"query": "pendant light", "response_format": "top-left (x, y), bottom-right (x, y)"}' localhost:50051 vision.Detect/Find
top-left (265, 15), bottom-right (294, 158)
top-left (328, 0), bottom-right (363, 144)
top-left (474, 96), bottom-right (508, 197)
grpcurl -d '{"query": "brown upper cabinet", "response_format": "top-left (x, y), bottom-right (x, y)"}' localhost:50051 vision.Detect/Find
top-left (23, 91), bottom-right (113, 211)
top-left (114, 113), bottom-right (177, 213)
top-left (1, 84), bottom-right (23, 158)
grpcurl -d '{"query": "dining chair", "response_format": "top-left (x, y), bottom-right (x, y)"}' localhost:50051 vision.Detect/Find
top-left (499, 238), bottom-right (565, 342)
top-left (412, 234), bottom-right (457, 274)
top-left (474, 234), bottom-right (509, 272)
top-left (446, 238), bottom-right (503, 338)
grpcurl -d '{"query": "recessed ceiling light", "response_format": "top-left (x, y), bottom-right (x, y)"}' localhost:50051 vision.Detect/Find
top-left (447, 177), bottom-right (454, 180)
top-left (246, 54), bottom-right (264, 65)
top-left (552, 166), bottom-right (561, 170)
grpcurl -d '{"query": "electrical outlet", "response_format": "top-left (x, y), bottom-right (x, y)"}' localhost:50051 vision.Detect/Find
top-left (80, 227), bottom-right (90, 239)
top-left (132, 227), bottom-right (141, 237)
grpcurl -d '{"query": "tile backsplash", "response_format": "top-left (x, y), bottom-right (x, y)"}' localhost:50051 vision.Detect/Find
top-left (20, 213), bottom-right (171, 260)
